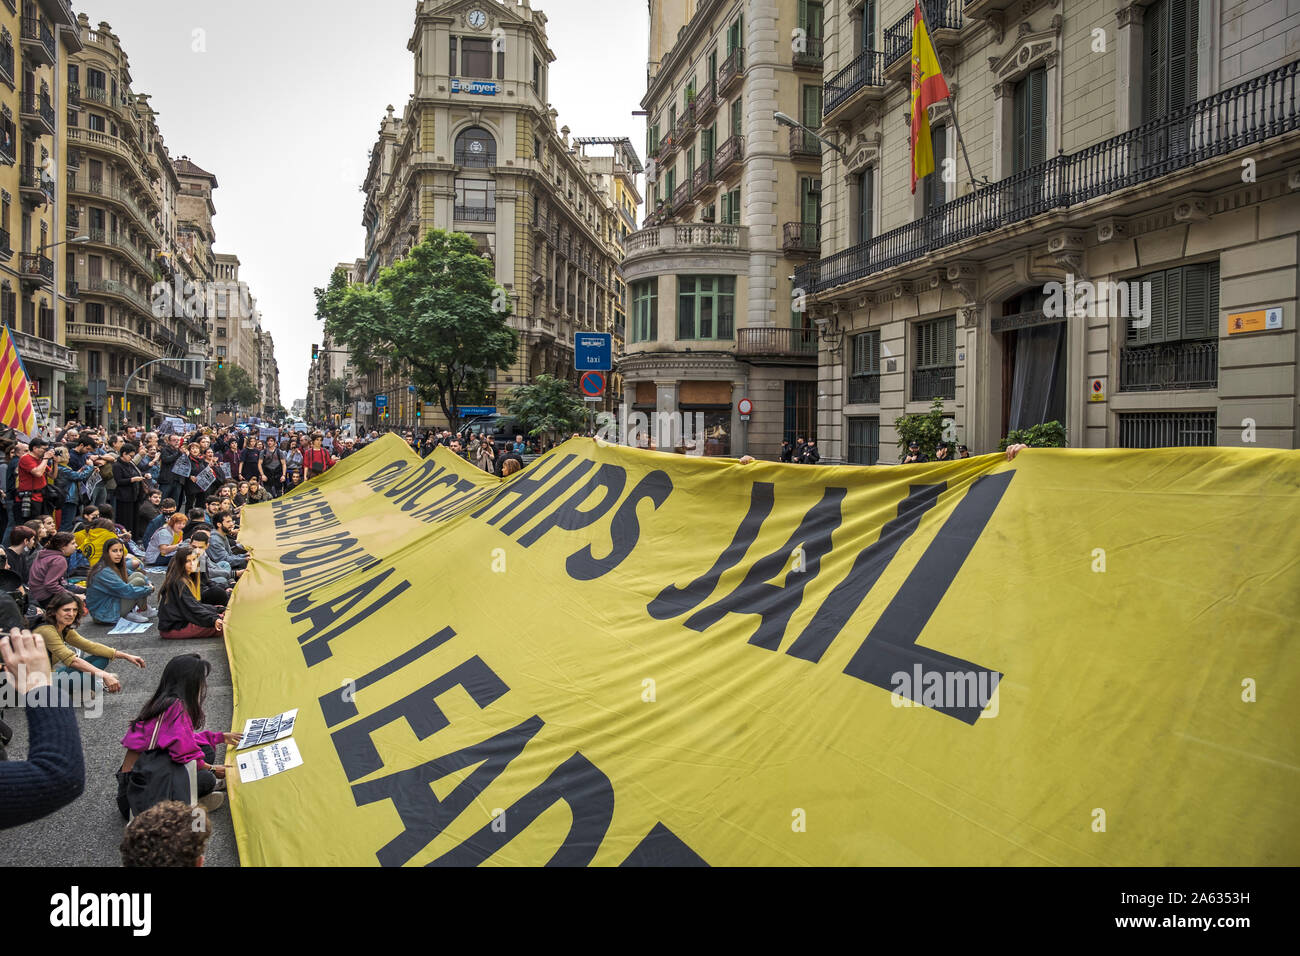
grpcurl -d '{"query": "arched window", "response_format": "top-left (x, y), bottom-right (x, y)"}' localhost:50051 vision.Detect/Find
top-left (454, 126), bottom-right (496, 167)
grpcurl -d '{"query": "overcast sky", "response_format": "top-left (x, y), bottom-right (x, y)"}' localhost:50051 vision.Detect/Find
top-left (85, 0), bottom-right (649, 404)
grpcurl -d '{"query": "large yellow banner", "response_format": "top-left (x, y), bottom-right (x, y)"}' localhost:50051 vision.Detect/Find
top-left (225, 435), bottom-right (1300, 866)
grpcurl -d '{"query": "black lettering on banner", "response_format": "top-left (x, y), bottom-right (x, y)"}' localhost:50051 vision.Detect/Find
top-left (364, 459), bottom-right (410, 492)
top-left (430, 752), bottom-right (615, 867)
top-left (414, 477), bottom-right (491, 522)
top-left (400, 469), bottom-right (461, 514)
top-left (332, 656), bottom-right (511, 782)
top-left (567, 470), bottom-right (673, 580)
top-left (646, 482), bottom-right (775, 620)
top-left (281, 533), bottom-right (358, 566)
top-left (471, 454), bottom-right (582, 526)
top-left (516, 464), bottom-right (627, 548)
top-left (495, 460), bottom-right (597, 536)
top-left (683, 487), bottom-right (846, 650)
top-left (383, 460), bottom-right (441, 504)
top-left (352, 715), bottom-right (543, 867)
top-left (284, 554), bottom-right (377, 607)
top-left (295, 567), bottom-right (412, 667)
top-left (841, 473), bottom-right (1014, 725)
top-left (786, 484), bottom-right (943, 663)
top-left (620, 822), bottom-right (710, 866)
top-left (318, 628), bottom-right (457, 727)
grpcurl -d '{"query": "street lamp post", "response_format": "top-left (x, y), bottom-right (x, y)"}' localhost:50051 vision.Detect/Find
top-left (773, 112), bottom-right (848, 159)
top-left (122, 357), bottom-right (220, 428)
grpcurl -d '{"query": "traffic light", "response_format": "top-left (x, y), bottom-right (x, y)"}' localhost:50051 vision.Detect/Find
top-left (311, 343), bottom-right (319, 361)
top-left (416, 408), bottom-right (422, 420)
top-left (216, 356), bottom-right (224, 371)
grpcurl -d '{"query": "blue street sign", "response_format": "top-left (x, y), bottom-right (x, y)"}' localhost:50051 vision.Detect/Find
top-left (456, 406), bottom-right (497, 417)
top-left (574, 332), bottom-right (612, 371)
top-left (579, 370), bottom-right (606, 398)
top-left (375, 395), bottom-right (388, 408)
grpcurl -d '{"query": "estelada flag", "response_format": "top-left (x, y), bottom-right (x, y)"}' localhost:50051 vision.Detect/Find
top-left (0, 325), bottom-right (37, 435)
top-left (910, 1), bottom-right (951, 194)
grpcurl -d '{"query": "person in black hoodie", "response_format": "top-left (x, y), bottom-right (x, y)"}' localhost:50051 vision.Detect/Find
top-left (156, 546), bottom-right (224, 640)
top-left (158, 434), bottom-right (184, 508)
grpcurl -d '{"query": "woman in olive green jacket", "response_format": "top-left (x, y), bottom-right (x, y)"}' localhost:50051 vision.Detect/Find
top-left (34, 590), bottom-right (146, 695)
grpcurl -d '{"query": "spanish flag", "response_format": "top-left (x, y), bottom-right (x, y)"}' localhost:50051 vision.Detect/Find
top-left (910, 1), bottom-right (951, 194)
top-left (0, 325), bottom-right (37, 435)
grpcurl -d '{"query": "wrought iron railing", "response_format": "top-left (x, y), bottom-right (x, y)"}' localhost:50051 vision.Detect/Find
top-left (824, 50), bottom-right (886, 116)
top-left (20, 17), bottom-right (55, 63)
top-left (1118, 411), bottom-right (1216, 448)
top-left (718, 47), bottom-right (745, 91)
top-left (883, 0), bottom-right (962, 71)
top-left (848, 373), bottom-right (881, 404)
top-left (798, 59), bottom-right (1300, 295)
top-left (20, 253), bottom-right (53, 282)
top-left (714, 135), bottom-right (743, 177)
top-left (1119, 340), bottom-right (1218, 391)
top-left (453, 205), bottom-right (495, 221)
top-left (736, 327), bottom-right (818, 356)
top-left (782, 221), bottom-right (821, 253)
top-left (911, 365), bottom-right (956, 401)
top-left (793, 36), bottom-right (824, 70)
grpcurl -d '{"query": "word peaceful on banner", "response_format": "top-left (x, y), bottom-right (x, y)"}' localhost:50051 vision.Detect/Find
top-left (224, 435), bottom-right (1300, 867)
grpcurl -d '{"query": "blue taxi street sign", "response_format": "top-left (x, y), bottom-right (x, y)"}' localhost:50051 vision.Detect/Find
top-left (375, 395), bottom-right (388, 408)
top-left (456, 406), bottom-right (497, 417)
top-left (574, 332), bottom-right (612, 371)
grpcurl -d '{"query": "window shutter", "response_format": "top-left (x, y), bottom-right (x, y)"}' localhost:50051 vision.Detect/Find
top-left (863, 0), bottom-right (876, 52)
top-left (1029, 68), bottom-right (1046, 166)
top-left (1181, 263), bottom-right (1209, 339)
top-left (1168, 0), bottom-right (1197, 112)
top-left (1013, 80), bottom-right (1027, 172)
top-left (1208, 261), bottom-right (1220, 333)
top-left (862, 167), bottom-right (874, 242)
top-left (1144, 0), bottom-right (1167, 121)
top-left (1141, 271), bottom-right (1166, 345)
top-left (1163, 267), bottom-right (1184, 342)
top-left (798, 0), bottom-right (808, 32)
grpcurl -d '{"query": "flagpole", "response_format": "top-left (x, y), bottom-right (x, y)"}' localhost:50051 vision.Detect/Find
top-left (914, 1), bottom-right (981, 193)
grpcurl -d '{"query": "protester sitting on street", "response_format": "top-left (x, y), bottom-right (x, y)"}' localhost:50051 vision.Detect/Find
top-left (28, 533), bottom-right (82, 607)
top-left (189, 530), bottom-right (236, 596)
top-left (208, 513), bottom-right (248, 570)
top-left (245, 479), bottom-right (271, 504)
top-left (137, 490), bottom-right (162, 544)
top-left (76, 517), bottom-right (123, 570)
top-left (0, 628), bottom-right (86, 830)
top-left (147, 513), bottom-right (189, 567)
top-left (143, 498), bottom-right (177, 544)
top-left (36, 590), bottom-right (145, 697)
top-left (86, 539), bottom-right (155, 626)
top-left (71, 504), bottom-right (100, 535)
top-left (121, 799), bottom-right (213, 867)
top-left (5, 526), bottom-right (37, 585)
top-left (156, 546), bottom-right (224, 640)
top-left (118, 654), bottom-right (238, 817)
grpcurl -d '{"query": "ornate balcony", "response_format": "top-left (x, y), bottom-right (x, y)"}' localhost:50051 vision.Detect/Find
top-left (823, 50), bottom-right (887, 120)
top-left (19, 89), bottom-right (55, 137)
top-left (67, 320), bottom-right (161, 359)
top-left (7, 327), bottom-right (75, 371)
top-left (797, 59), bottom-right (1300, 296)
top-left (657, 124), bottom-right (677, 161)
top-left (18, 164), bottom-right (53, 206)
top-left (20, 253), bottom-right (53, 288)
top-left (624, 223), bottom-right (748, 264)
top-left (670, 178), bottom-right (694, 214)
top-left (717, 47), bottom-right (744, 95)
top-left (736, 327), bottom-right (818, 360)
top-left (714, 135), bottom-right (744, 180)
top-left (694, 80), bottom-right (716, 119)
top-left (782, 221), bottom-right (821, 256)
top-left (691, 160), bottom-right (714, 199)
top-left (788, 127), bottom-right (821, 160)
top-left (883, 0), bottom-right (962, 80)
top-left (793, 36), bottom-right (824, 71)
top-left (20, 17), bottom-right (55, 67)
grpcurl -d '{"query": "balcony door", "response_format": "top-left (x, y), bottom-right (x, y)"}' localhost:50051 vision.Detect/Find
top-left (1143, 0), bottom-right (1198, 164)
top-left (1011, 67), bottom-right (1047, 213)
top-left (999, 290), bottom-right (1065, 438)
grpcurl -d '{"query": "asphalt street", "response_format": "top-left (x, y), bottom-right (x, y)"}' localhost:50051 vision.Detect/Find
top-left (0, 568), bottom-right (240, 867)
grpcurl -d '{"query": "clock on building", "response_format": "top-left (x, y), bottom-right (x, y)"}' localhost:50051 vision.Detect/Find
top-left (466, 8), bottom-right (487, 29)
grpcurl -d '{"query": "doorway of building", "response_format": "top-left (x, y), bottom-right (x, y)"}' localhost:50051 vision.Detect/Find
top-left (997, 290), bottom-right (1066, 440)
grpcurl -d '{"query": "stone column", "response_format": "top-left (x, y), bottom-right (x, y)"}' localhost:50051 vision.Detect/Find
top-left (744, 0), bottom-right (782, 331)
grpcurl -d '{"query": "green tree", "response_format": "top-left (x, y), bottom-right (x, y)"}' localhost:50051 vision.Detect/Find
top-left (894, 397), bottom-right (948, 459)
top-left (64, 372), bottom-right (87, 413)
top-left (212, 364), bottom-right (259, 410)
top-left (324, 378), bottom-right (349, 411)
top-left (1000, 420), bottom-right (1067, 451)
top-left (506, 374), bottom-right (588, 442)
top-left (315, 229), bottom-right (518, 430)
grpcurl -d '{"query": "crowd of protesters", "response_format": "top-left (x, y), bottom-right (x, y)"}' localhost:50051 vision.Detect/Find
top-left (0, 414), bottom-right (374, 847)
